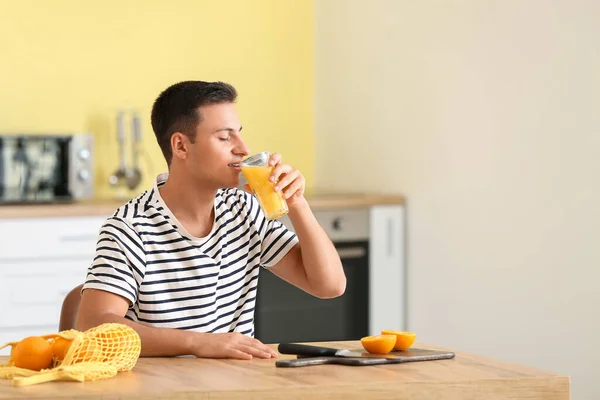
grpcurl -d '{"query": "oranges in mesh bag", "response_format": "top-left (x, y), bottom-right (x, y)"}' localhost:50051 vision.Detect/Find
top-left (11, 336), bottom-right (54, 371)
top-left (0, 323), bottom-right (141, 386)
top-left (51, 337), bottom-right (72, 361)
top-left (63, 323), bottom-right (141, 371)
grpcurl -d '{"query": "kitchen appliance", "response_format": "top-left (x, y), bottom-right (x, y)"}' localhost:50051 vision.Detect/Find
top-left (109, 111), bottom-right (143, 192)
top-left (254, 209), bottom-right (370, 343)
top-left (0, 134), bottom-right (94, 204)
top-left (276, 344), bottom-right (455, 368)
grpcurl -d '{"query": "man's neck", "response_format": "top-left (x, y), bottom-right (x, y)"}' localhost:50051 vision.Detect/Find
top-left (159, 171), bottom-right (217, 238)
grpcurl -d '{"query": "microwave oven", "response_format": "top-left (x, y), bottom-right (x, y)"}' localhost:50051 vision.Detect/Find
top-left (0, 133), bottom-right (94, 204)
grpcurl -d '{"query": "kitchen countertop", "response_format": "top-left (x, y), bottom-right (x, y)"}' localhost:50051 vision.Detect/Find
top-left (0, 193), bottom-right (405, 219)
top-left (0, 341), bottom-right (569, 400)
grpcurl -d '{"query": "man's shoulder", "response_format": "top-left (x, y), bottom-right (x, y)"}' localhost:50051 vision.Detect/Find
top-left (105, 188), bottom-right (162, 227)
top-left (214, 188), bottom-right (261, 232)
top-left (216, 187), bottom-right (255, 210)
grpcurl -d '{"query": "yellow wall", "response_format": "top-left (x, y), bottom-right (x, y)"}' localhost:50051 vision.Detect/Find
top-left (0, 0), bottom-right (314, 200)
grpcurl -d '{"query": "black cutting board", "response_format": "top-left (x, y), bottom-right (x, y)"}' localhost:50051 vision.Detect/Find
top-left (275, 348), bottom-right (456, 368)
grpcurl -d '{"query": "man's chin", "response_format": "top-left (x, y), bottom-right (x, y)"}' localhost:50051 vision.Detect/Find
top-left (220, 178), bottom-right (241, 189)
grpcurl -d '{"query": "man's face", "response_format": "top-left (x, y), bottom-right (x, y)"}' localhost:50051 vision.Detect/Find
top-left (184, 102), bottom-right (250, 189)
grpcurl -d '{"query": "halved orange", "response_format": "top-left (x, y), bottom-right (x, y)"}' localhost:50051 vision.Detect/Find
top-left (360, 334), bottom-right (396, 354)
top-left (381, 330), bottom-right (416, 351)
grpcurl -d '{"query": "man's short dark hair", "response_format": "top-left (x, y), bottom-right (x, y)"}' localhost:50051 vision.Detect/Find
top-left (151, 80), bottom-right (238, 164)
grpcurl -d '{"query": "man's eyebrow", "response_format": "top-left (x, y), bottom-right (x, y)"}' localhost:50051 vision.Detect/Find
top-left (215, 126), bottom-right (243, 133)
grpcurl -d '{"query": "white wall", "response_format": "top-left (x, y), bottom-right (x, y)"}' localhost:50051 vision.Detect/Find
top-left (315, 1), bottom-right (600, 398)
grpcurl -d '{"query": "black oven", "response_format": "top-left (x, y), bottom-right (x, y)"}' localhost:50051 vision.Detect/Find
top-left (254, 209), bottom-right (369, 344)
top-left (0, 134), bottom-right (94, 204)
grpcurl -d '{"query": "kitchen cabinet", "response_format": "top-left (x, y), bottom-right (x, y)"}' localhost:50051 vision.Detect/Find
top-left (0, 217), bottom-right (105, 353)
top-left (369, 205), bottom-right (405, 335)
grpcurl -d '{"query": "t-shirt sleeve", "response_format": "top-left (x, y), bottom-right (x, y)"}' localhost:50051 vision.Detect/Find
top-left (259, 218), bottom-right (299, 267)
top-left (82, 217), bottom-right (146, 306)
top-left (240, 191), bottom-right (298, 268)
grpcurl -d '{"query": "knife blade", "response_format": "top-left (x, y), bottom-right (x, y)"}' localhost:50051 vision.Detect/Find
top-left (278, 343), bottom-right (402, 359)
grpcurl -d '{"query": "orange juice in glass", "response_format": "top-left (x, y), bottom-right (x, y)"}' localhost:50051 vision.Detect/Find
top-left (241, 152), bottom-right (289, 220)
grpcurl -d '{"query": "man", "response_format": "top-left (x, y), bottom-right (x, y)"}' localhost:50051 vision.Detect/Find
top-left (76, 81), bottom-right (346, 360)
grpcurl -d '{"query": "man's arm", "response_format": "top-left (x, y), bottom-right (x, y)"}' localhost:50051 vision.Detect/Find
top-left (259, 153), bottom-right (346, 299)
top-left (85, 217), bottom-right (276, 360)
top-left (76, 289), bottom-right (278, 359)
top-left (269, 198), bottom-right (346, 299)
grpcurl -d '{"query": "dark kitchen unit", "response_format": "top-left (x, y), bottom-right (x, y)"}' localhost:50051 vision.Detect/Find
top-left (254, 209), bottom-right (370, 344)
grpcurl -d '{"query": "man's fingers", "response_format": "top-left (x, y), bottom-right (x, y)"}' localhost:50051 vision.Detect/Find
top-left (270, 164), bottom-right (293, 183)
top-left (282, 178), bottom-right (304, 199)
top-left (245, 337), bottom-right (278, 358)
top-left (274, 169), bottom-right (299, 192)
top-left (239, 345), bottom-right (273, 359)
top-left (269, 152), bottom-right (282, 166)
top-left (258, 343), bottom-right (278, 358)
top-left (228, 349), bottom-right (253, 360)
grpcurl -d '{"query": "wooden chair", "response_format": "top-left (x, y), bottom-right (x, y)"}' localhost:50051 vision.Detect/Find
top-left (58, 284), bottom-right (84, 331)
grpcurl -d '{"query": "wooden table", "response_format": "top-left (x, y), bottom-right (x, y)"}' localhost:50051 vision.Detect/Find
top-left (0, 341), bottom-right (570, 399)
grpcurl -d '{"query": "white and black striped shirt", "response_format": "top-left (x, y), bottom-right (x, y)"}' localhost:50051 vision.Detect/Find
top-left (83, 173), bottom-right (298, 336)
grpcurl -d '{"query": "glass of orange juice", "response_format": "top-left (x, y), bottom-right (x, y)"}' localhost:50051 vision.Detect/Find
top-left (240, 152), bottom-right (289, 220)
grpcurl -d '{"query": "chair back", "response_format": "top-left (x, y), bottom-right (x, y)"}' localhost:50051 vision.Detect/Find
top-left (59, 284), bottom-right (84, 331)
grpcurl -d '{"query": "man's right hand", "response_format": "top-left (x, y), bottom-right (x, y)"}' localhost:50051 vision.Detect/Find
top-left (193, 332), bottom-right (279, 360)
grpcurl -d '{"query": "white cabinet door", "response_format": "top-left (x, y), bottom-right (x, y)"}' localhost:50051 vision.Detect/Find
top-left (369, 205), bottom-right (405, 335)
top-left (0, 216), bottom-right (105, 355)
top-left (0, 259), bottom-right (88, 328)
top-left (0, 216), bottom-right (105, 259)
top-left (0, 326), bottom-right (61, 356)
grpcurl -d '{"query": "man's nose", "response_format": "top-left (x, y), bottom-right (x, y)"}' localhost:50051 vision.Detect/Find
top-left (235, 138), bottom-right (250, 157)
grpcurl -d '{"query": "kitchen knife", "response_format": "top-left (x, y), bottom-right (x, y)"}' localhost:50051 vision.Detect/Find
top-left (278, 343), bottom-right (402, 359)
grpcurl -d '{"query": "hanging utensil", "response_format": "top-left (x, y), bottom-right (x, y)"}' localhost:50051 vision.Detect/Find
top-left (126, 111), bottom-right (142, 190)
top-left (109, 111), bottom-right (127, 187)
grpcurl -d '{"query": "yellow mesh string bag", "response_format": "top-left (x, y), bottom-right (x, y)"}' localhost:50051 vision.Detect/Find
top-left (11, 363), bottom-right (118, 386)
top-left (0, 323), bottom-right (141, 386)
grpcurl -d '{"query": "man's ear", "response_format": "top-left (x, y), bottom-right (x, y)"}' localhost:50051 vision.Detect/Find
top-left (171, 132), bottom-right (189, 161)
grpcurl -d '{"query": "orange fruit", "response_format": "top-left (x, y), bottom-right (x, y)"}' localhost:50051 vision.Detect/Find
top-left (68, 338), bottom-right (102, 363)
top-left (12, 336), bottom-right (54, 371)
top-left (51, 337), bottom-right (73, 361)
top-left (360, 334), bottom-right (397, 354)
top-left (381, 330), bottom-right (416, 350)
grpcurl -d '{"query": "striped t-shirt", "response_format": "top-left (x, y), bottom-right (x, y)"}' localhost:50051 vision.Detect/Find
top-left (83, 173), bottom-right (298, 336)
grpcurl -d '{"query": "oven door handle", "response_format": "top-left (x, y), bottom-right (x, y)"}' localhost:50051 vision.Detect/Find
top-left (336, 246), bottom-right (367, 259)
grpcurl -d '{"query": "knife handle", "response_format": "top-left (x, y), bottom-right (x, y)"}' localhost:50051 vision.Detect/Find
top-left (278, 343), bottom-right (339, 357)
